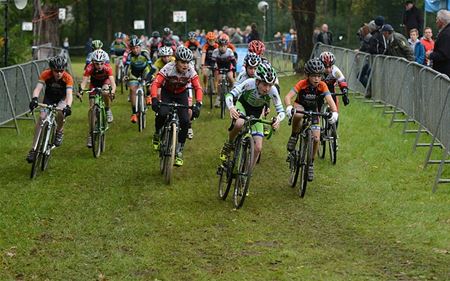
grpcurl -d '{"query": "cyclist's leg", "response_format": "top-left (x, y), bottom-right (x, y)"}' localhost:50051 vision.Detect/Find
top-left (187, 89), bottom-right (194, 138)
top-left (201, 66), bottom-right (208, 88)
top-left (251, 134), bottom-right (264, 170)
top-left (30, 109), bottom-right (47, 149)
top-left (226, 71), bottom-right (235, 88)
top-left (228, 102), bottom-right (246, 142)
top-left (287, 103), bottom-right (305, 151)
top-left (55, 100), bottom-right (66, 132)
top-left (311, 122), bottom-right (321, 160)
top-left (214, 69), bottom-right (220, 107)
top-left (128, 77), bottom-right (139, 122)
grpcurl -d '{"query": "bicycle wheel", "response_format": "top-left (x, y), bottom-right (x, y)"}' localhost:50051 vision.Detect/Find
top-left (219, 84), bottom-right (226, 119)
top-left (208, 75), bottom-right (214, 109)
top-left (329, 123), bottom-right (337, 165)
top-left (30, 123), bottom-right (47, 179)
top-left (91, 105), bottom-right (102, 158)
top-left (299, 131), bottom-right (313, 198)
top-left (164, 123), bottom-right (177, 184)
top-left (41, 124), bottom-right (55, 171)
top-left (288, 137), bottom-right (301, 188)
top-left (159, 126), bottom-right (168, 175)
top-left (318, 108), bottom-right (328, 159)
top-left (218, 154), bottom-right (234, 200)
top-left (233, 135), bottom-right (254, 209)
top-left (138, 94), bottom-right (145, 132)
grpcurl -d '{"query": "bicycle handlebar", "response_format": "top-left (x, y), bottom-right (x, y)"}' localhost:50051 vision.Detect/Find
top-left (238, 113), bottom-right (275, 125)
top-left (158, 102), bottom-right (192, 110)
top-left (288, 108), bottom-right (332, 126)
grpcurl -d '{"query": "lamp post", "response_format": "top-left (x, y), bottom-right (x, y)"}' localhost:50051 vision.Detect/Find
top-left (257, 1), bottom-right (269, 41)
top-left (0, 0), bottom-right (27, 67)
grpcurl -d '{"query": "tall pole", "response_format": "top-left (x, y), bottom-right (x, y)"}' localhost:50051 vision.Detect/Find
top-left (4, 1), bottom-right (8, 66)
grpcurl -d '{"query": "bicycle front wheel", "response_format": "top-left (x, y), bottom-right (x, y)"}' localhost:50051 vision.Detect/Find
top-left (319, 116), bottom-right (327, 159)
top-left (164, 123), bottom-right (177, 184)
top-left (233, 135), bottom-right (254, 209)
top-left (218, 157), bottom-right (234, 200)
top-left (288, 140), bottom-right (301, 188)
top-left (329, 123), bottom-right (337, 165)
top-left (299, 131), bottom-right (313, 198)
top-left (219, 84), bottom-right (226, 119)
top-left (91, 105), bottom-right (102, 158)
top-left (41, 124), bottom-right (56, 171)
top-left (159, 127), bottom-right (168, 175)
top-left (30, 123), bottom-right (47, 179)
top-left (208, 76), bottom-right (214, 109)
top-left (137, 94), bottom-right (146, 132)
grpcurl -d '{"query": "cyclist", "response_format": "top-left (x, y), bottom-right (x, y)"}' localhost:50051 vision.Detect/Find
top-left (319, 51), bottom-right (350, 112)
top-left (150, 46), bottom-right (203, 167)
top-left (201, 31), bottom-right (218, 89)
top-left (158, 27), bottom-right (178, 52)
top-left (235, 52), bottom-right (261, 85)
top-left (212, 35), bottom-right (236, 107)
top-left (153, 46), bottom-right (175, 72)
top-left (110, 32), bottom-right (128, 80)
top-left (184, 31), bottom-right (202, 70)
top-left (219, 62), bottom-right (285, 169)
top-left (124, 38), bottom-right (156, 122)
top-left (85, 40), bottom-right (110, 69)
top-left (218, 33), bottom-right (238, 73)
top-left (26, 56), bottom-right (73, 163)
top-left (248, 40), bottom-right (266, 59)
top-left (148, 31), bottom-right (161, 60)
top-left (284, 58), bottom-right (338, 181)
top-left (81, 50), bottom-right (116, 146)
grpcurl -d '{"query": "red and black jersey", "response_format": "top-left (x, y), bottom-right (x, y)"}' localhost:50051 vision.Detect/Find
top-left (202, 42), bottom-right (218, 66)
top-left (84, 63), bottom-right (113, 84)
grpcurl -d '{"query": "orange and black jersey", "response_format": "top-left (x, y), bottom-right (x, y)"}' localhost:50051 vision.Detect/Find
top-left (202, 43), bottom-right (218, 66)
top-left (292, 79), bottom-right (330, 110)
top-left (38, 69), bottom-right (73, 103)
top-left (185, 40), bottom-right (201, 53)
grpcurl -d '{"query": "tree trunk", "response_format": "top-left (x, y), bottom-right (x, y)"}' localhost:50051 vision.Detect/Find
top-left (292, 0), bottom-right (316, 73)
top-left (147, 0), bottom-right (153, 33)
top-left (106, 0), bottom-right (112, 44)
top-left (87, 0), bottom-right (93, 37)
top-left (33, 1), bottom-right (60, 49)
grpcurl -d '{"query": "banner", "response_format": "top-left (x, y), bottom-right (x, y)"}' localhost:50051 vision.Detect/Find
top-left (425, 0), bottom-right (450, 12)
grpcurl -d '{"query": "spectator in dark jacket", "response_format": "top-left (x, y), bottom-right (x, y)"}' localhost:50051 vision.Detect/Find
top-left (248, 23), bottom-right (260, 42)
top-left (408, 28), bottom-right (425, 65)
top-left (358, 23), bottom-right (372, 53)
top-left (382, 24), bottom-right (414, 61)
top-left (427, 10), bottom-right (450, 77)
top-left (367, 18), bottom-right (386, 54)
top-left (317, 24), bottom-right (333, 45)
top-left (403, 1), bottom-right (423, 36)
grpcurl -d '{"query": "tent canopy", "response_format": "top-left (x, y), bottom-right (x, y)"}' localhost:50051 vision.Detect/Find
top-left (425, 0), bottom-right (450, 12)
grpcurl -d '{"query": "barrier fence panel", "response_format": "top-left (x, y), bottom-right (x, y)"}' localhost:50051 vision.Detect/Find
top-left (310, 43), bottom-right (450, 192)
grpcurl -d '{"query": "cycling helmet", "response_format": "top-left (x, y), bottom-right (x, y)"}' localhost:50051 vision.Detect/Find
top-left (152, 31), bottom-right (160, 38)
top-left (130, 34), bottom-right (138, 40)
top-left (91, 49), bottom-right (108, 63)
top-left (175, 46), bottom-right (193, 62)
top-left (217, 38), bottom-right (228, 46)
top-left (244, 52), bottom-right (261, 67)
top-left (130, 38), bottom-right (142, 47)
top-left (91, 40), bottom-right (103, 50)
top-left (49, 56), bottom-right (67, 70)
top-left (304, 58), bottom-right (325, 74)
top-left (114, 32), bottom-right (123, 39)
top-left (158, 46), bottom-right (173, 57)
top-left (188, 31), bottom-right (196, 40)
top-left (319, 51), bottom-right (335, 67)
top-left (255, 62), bottom-right (277, 84)
top-left (205, 31), bottom-right (217, 41)
top-left (219, 33), bottom-right (230, 41)
top-left (248, 40), bottom-right (265, 55)
top-left (163, 27), bottom-right (171, 36)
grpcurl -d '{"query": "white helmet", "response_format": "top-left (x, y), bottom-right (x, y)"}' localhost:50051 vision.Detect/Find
top-left (158, 46), bottom-right (173, 57)
top-left (92, 49), bottom-right (108, 63)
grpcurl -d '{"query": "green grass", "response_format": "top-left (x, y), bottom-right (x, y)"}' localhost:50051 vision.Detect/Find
top-left (1, 61), bottom-right (449, 280)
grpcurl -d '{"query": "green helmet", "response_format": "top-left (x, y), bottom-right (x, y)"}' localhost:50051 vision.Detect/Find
top-left (255, 62), bottom-right (277, 84)
top-left (92, 40), bottom-right (103, 50)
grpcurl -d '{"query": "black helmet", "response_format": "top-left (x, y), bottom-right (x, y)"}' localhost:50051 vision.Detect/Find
top-left (188, 31), bottom-right (196, 40)
top-left (152, 31), bottom-right (160, 38)
top-left (304, 58), bottom-right (325, 74)
top-left (49, 56), bottom-right (67, 70)
top-left (244, 52), bottom-right (261, 67)
top-left (163, 27), bottom-right (171, 36)
top-left (130, 38), bottom-right (142, 47)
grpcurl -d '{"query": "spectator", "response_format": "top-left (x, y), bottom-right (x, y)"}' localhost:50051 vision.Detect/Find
top-left (284, 31), bottom-right (292, 52)
top-left (317, 24), bottom-right (333, 45)
top-left (358, 23), bottom-right (372, 53)
top-left (420, 27), bottom-right (434, 66)
top-left (290, 29), bottom-right (298, 54)
top-left (228, 27), bottom-right (243, 44)
top-left (243, 25), bottom-right (252, 43)
top-left (408, 28), bottom-right (425, 64)
top-left (367, 19), bottom-right (385, 54)
top-left (85, 37), bottom-right (93, 56)
top-left (381, 24), bottom-right (414, 61)
top-left (403, 1), bottom-right (423, 36)
top-left (63, 37), bottom-right (69, 51)
top-left (313, 26), bottom-right (321, 45)
top-left (248, 23), bottom-right (260, 42)
top-left (427, 10), bottom-right (450, 77)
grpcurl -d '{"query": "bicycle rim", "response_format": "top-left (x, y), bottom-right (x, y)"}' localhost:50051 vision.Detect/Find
top-left (220, 85), bottom-right (226, 119)
top-left (299, 132), bottom-right (312, 198)
top-left (319, 115), bottom-right (327, 159)
top-left (330, 123), bottom-right (337, 165)
top-left (218, 157), bottom-right (233, 200)
top-left (208, 77), bottom-right (213, 109)
top-left (289, 144), bottom-right (301, 188)
top-left (233, 135), bottom-right (254, 209)
top-left (30, 123), bottom-right (47, 179)
top-left (91, 106), bottom-right (102, 158)
top-left (100, 132), bottom-right (106, 152)
top-left (159, 127), bottom-right (169, 174)
top-left (164, 123), bottom-right (177, 184)
top-left (41, 124), bottom-right (55, 171)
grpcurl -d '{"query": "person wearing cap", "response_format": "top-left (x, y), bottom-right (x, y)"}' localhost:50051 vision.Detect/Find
top-left (426, 10), bottom-right (450, 77)
top-left (382, 24), bottom-right (414, 61)
top-left (403, 1), bottom-right (423, 36)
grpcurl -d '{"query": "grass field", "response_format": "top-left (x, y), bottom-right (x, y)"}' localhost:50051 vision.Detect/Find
top-left (1, 59), bottom-right (450, 280)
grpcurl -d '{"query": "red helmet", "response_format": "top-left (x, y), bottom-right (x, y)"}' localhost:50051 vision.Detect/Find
top-left (319, 51), bottom-right (335, 67)
top-left (248, 40), bottom-right (265, 55)
top-left (206, 32), bottom-right (217, 41)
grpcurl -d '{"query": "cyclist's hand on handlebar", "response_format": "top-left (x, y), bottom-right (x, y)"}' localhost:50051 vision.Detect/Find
top-left (286, 105), bottom-right (293, 119)
top-left (342, 94), bottom-right (350, 106)
top-left (272, 116), bottom-right (281, 130)
top-left (62, 105), bottom-right (72, 117)
top-left (110, 92), bottom-right (116, 100)
top-left (29, 97), bottom-right (38, 111)
top-left (123, 75), bottom-right (129, 81)
top-left (151, 98), bottom-right (159, 112)
top-left (229, 107), bottom-right (240, 120)
top-left (192, 102), bottom-right (202, 119)
top-left (328, 112), bottom-right (339, 124)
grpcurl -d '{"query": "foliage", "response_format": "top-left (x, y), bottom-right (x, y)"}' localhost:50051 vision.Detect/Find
top-left (0, 61), bottom-right (449, 280)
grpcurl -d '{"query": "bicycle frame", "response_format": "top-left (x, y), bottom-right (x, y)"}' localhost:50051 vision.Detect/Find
top-left (88, 88), bottom-right (109, 135)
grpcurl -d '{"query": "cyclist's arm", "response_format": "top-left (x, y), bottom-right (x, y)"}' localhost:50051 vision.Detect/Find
top-left (64, 74), bottom-right (74, 107)
top-left (271, 88), bottom-right (286, 122)
top-left (32, 82), bottom-right (44, 99)
top-left (201, 49), bottom-right (207, 66)
top-left (191, 75), bottom-right (203, 103)
top-left (151, 72), bottom-right (165, 98)
top-left (226, 81), bottom-right (245, 109)
top-left (284, 89), bottom-right (297, 107)
top-left (80, 76), bottom-right (90, 91)
top-left (109, 75), bottom-right (116, 94)
top-left (324, 93), bottom-right (338, 112)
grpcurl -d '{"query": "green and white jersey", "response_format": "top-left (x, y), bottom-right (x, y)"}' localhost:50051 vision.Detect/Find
top-left (226, 78), bottom-right (285, 121)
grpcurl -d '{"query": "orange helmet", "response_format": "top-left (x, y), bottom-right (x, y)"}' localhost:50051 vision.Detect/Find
top-left (248, 40), bottom-right (265, 56)
top-left (206, 32), bottom-right (217, 41)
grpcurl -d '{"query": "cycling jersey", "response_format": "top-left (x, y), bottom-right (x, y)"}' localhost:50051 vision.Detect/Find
top-left (110, 41), bottom-right (128, 56)
top-left (292, 79), bottom-right (331, 110)
top-left (38, 69), bottom-right (74, 104)
top-left (211, 48), bottom-right (236, 70)
top-left (323, 65), bottom-right (348, 93)
top-left (158, 36), bottom-right (178, 52)
top-left (124, 50), bottom-right (154, 80)
top-left (202, 43), bottom-right (218, 66)
top-left (235, 69), bottom-right (252, 85)
top-left (153, 56), bottom-right (176, 71)
top-left (226, 78), bottom-right (284, 119)
top-left (147, 37), bottom-right (161, 57)
top-left (184, 40), bottom-right (201, 53)
top-left (84, 63), bottom-right (113, 88)
top-left (150, 61), bottom-right (203, 103)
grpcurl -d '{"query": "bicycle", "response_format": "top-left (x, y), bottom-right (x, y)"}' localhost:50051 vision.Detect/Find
top-left (217, 114), bottom-right (274, 209)
top-left (287, 109), bottom-right (330, 198)
top-left (114, 56), bottom-right (125, 94)
top-left (158, 102), bottom-right (191, 184)
top-left (80, 87), bottom-right (111, 158)
top-left (206, 66), bottom-right (215, 109)
top-left (30, 103), bottom-right (59, 179)
top-left (217, 68), bottom-right (230, 119)
top-left (318, 93), bottom-right (345, 165)
top-left (134, 77), bottom-right (148, 132)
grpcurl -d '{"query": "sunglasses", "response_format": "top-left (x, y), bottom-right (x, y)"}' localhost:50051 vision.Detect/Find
top-left (53, 69), bottom-right (64, 73)
top-left (94, 62), bottom-right (104, 65)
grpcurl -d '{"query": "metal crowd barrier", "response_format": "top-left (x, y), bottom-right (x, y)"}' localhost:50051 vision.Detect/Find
top-left (312, 43), bottom-right (450, 192)
top-left (0, 47), bottom-right (76, 134)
